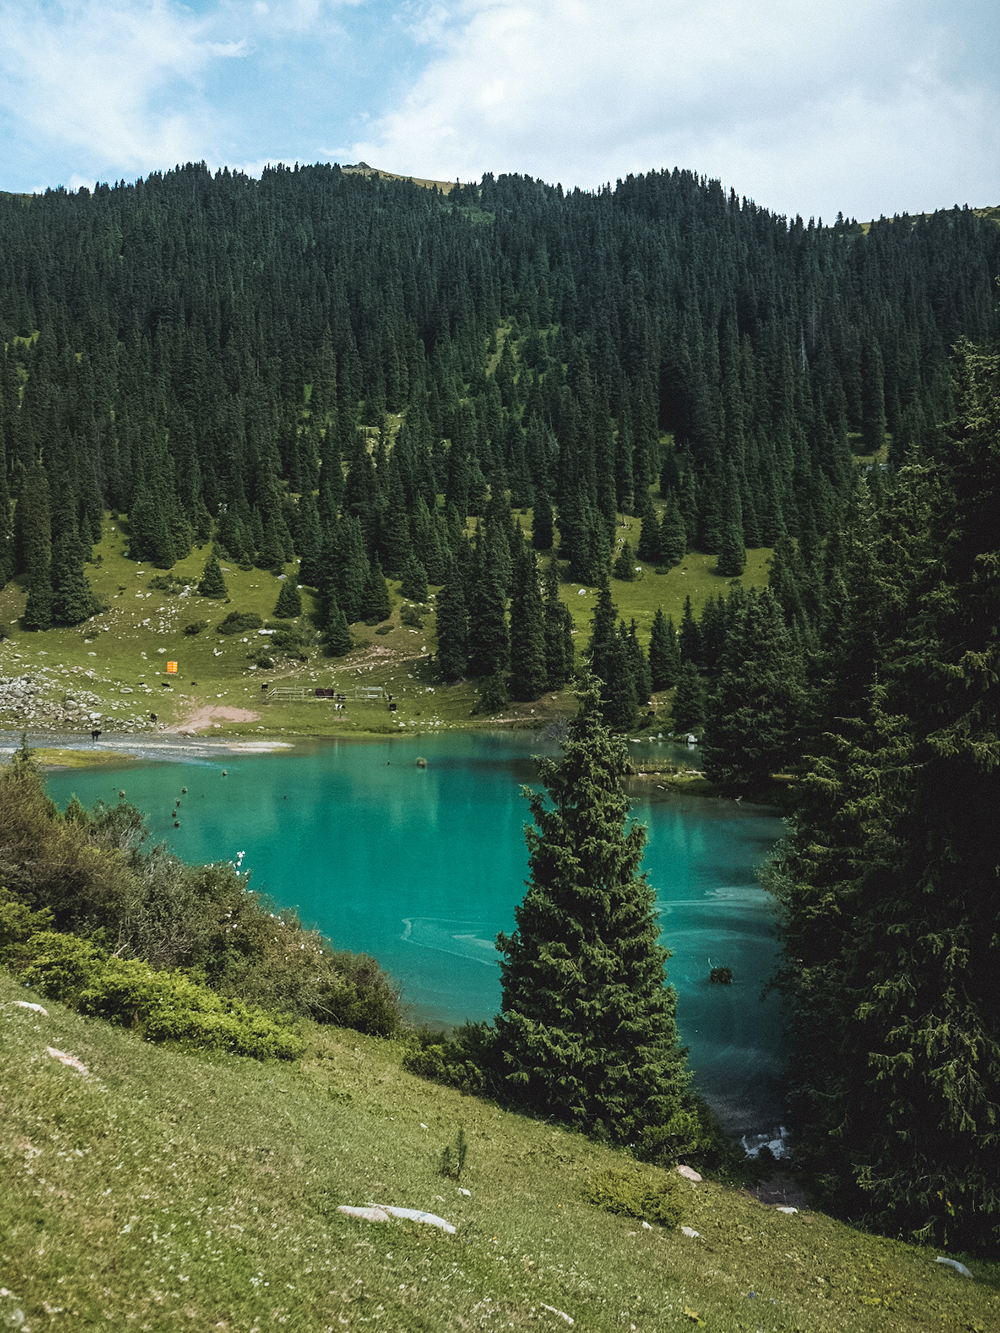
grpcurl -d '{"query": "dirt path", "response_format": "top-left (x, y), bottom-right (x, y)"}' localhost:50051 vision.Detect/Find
top-left (168, 704), bottom-right (260, 734)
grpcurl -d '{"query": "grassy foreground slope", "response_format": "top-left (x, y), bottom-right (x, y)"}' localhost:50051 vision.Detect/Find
top-left (2, 973), bottom-right (997, 1332)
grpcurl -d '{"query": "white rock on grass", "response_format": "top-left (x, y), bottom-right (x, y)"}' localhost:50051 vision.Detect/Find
top-left (680, 1226), bottom-right (701, 1238)
top-left (46, 1047), bottom-right (88, 1075)
top-left (675, 1164), bottom-right (702, 1182)
top-left (14, 1002), bottom-right (48, 1016)
top-left (337, 1205), bottom-right (457, 1234)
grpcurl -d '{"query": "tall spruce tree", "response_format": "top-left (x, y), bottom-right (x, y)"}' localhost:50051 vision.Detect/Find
top-left (768, 342), bottom-right (1000, 1252)
top-left (273, 578), bottom-right (302, 618)
top-left (508, 545), bottom-right (547, 702)
top-left (197, 549), bottom-right (228, 599)
top-left (648, 608), bottom-right (680, 691)
top-left (434, 560), bottom-right (469, 681)
top-left (542, 558), bottom-right (575, 690)
top-left (323, 597), bottom-right (353, 656)
top-left (359, 557), bottom-right (391, 624)
top-left (495, 681), bottom-right (691, 1143)
top-left (671, 661), bottom-right (706, 734)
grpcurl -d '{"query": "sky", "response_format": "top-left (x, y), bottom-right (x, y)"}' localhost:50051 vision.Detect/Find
top-left (0, 0), bottom-right (997, 221)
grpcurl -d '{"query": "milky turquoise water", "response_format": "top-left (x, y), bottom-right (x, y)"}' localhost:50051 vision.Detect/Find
top-left (45, 733), bottom-right (786, 1133)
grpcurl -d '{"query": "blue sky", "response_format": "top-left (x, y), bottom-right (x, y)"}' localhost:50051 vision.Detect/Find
top-left (1, 0), bottom-right (997, 221)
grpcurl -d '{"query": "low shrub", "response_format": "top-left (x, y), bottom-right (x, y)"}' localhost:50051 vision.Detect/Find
top-left (17, 931), bottom-right (104, 1000)
top-left (400, 604), bottom-right (424, 628)
top-left (637, 1100), bottom-right (758, 1185)
top-left (184, 620), bottom-right (210, 635)
top-left (79, 960), bottom-right (302, 1060)
top-left (403, 1022), bottom-right (496, 1094)
top-left (13, 930), bottom-right (301, 1060)
top-left (217, 611), bottom-right (264, 635)
top-left (586, 1163), bottom-right (683, 1228)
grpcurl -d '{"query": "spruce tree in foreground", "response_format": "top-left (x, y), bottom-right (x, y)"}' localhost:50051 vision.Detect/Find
top-left (495, 680), bottom-right (690, 1143)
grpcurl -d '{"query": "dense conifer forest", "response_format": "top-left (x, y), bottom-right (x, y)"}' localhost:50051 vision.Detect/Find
top-left (1, 162), bottom-right (999, 1250)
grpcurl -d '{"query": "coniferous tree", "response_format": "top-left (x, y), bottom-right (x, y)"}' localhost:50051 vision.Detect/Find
top-left (273, 579), bottom-right (302, 619)
top-left (508, 545), bottom-right (547, 702)
top-left (625, 619), bottom-right (652, 711)
top-left (648, 608), bottom-right (680, 691)
top-left (50, 519), bottom-right (99, 626)
top-left (495, 681), bottom-right (691, 1142)
top-left (671, 660), bottom-right (706, 734)
top-left (657, 492), bottom-right (687, 569)
top-left (701, 589), bottom-right (803, 792)
top-left (359, 556), bottom-right (391, 624)
top-left (129, 479), bottom-right (176, 568)
top-left (197, 549), bottom-right (228, 599)
top-left (323, 597), bottom-right (353, 656)
top-left (435, 561), bottom-right (470, 681)
top-left (18, 464), bottom-right (53, 631)
top-left (399, 553), bottom-right (429, 602)
top-left (531, 486), bottom-right (555, 551)
top-left (678, 595), bottom-right (703, 668)
top-left (613, 539), bottom-right (637, 581)
top-left (636, 493), bottom-right (661, 564)
top-left (716, 463), bottom-right (746, 577)
top-left (768, 342), bottom-right (1000, 1251)
top-left (542, 558), bottom-right (575, 690)
top-left (466, 549), bottom-right (509, 678)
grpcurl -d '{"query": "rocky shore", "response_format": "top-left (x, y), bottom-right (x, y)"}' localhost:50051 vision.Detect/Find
top-left (0, 668), bottom-right (156, 734)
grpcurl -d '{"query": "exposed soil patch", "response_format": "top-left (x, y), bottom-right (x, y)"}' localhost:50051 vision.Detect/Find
top-left (170, 704), bottom-right (260, 733)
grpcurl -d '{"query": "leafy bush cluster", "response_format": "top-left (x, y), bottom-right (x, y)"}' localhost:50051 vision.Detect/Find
top-left (11, 929), bottom-right (302, 1060)
top-left (0, 748), bottom-right (402, 1040)
top-left (217, 610), bottom-right (264, 635)
top-left (586, 1164), bottom-right (683, 1228)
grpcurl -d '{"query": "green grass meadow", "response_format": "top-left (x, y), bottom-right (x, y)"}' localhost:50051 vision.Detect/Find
top-left (0, 508), bottom-right (768, 742)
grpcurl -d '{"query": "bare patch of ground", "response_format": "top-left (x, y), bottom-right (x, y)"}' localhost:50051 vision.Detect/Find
top-left (169, 704), bottom-right (260, 734)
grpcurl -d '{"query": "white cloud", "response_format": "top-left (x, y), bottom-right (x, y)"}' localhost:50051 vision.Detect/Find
top-left (353, 0), bottom-right (1000, 219)
top-left (0, 1), bottom-right (227, 174)
top-left (0, 0), bottom-right (363, 186)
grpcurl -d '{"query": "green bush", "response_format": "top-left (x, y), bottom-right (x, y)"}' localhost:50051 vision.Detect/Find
top-left (17, 931), bottom-right (104, 1000)
top-left (184, 620), bottom-right (210, 635)
top-left (217, 611), bottom-right (264, 635)
top-left (0, 887), bottom-right (54, 962)
top-left (586, 1163), bottom-right (683, 1228)
top-left (78, 960), bottom-right (303, 1060)
top-left (403, 1022), bottom-right (496, 1093)
top-left (270, 629), bottom-right (301, 651)
top-left (400, 604), bottom-right (424, 628)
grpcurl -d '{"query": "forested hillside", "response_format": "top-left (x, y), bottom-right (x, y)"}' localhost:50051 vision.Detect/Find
top-left (2, 162), bottom-right (999, 1250)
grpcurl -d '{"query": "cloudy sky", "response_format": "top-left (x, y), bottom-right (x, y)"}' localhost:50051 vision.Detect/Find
top-left (0, 0), bottom-right (997, 221)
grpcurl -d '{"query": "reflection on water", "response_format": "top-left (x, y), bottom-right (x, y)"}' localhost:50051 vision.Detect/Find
top-left (45, 731), bottom-right (786, 1134)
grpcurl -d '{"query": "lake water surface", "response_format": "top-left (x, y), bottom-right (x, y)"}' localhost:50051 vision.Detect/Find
top-left (45, 732), bottom-right (786, 1134)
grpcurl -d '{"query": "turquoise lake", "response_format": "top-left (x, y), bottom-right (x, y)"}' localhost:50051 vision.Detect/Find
top-left (44, 732), bottom-right (787, 1134)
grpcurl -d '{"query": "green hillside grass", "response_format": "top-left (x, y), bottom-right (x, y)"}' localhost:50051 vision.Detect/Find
top-left (2, 970), bottom-right (997, 1332)
top-left (0, 511), bottom-right (769, 742)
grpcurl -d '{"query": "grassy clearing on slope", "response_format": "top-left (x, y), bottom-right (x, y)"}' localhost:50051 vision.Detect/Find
top-left (0, 509), bottom-right (770, 741)
top-left (2, 971), bottom-right (997, 1333)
